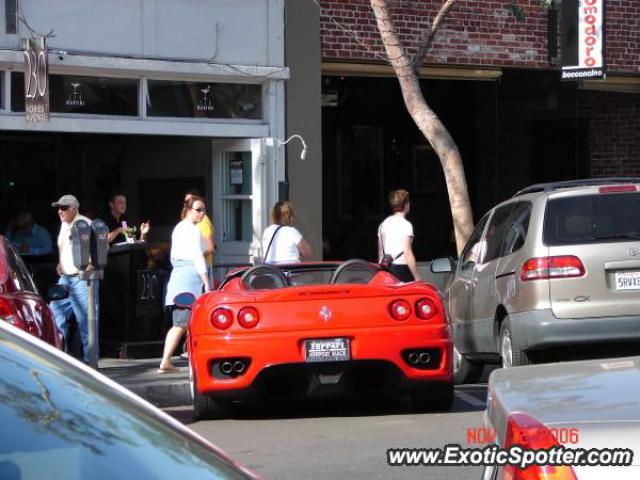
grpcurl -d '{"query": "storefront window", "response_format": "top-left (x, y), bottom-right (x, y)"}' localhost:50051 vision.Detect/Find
top-left (147, 80), bottom-right (261, 120)
top-left (0, 72), bottom-right (4, 109)
top-left (221, 151), bottom-right (253, 243)
top-left (11, 73), bottom-right (138, 115)
top-left (5, 0), bottom-right (17, 34)
top-left (10, 72), bottom-right (21, 111)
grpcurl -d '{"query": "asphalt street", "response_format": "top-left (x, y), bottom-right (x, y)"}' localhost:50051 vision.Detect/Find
top-left (165, 384), bottom-right (489, 480)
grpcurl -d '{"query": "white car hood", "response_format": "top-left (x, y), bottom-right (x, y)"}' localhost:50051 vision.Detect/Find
top-left (487, 357), bottom-right (640, 479)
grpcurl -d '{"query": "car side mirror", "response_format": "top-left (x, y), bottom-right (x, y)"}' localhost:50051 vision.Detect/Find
top-left (431, 257), bottom-right (454, 273)
top-left (173, 292), bottom-right (196, 309)
top-left (47, 284), bottom-right (70, 302)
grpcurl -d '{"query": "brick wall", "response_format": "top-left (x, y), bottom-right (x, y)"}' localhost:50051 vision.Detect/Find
top-left (585, 91), bottom-right (640, 176)
top-left (319, 0), bottom-right (640, 73)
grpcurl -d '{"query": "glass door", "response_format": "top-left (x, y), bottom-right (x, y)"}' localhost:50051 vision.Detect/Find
top-left (212, 139), bottom-right (265, 264)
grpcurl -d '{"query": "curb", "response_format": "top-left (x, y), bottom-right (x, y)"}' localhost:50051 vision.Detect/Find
top-left (98, 357), bottom-right (191, 408)
top-left (126, 379), bottom-right (192, 408)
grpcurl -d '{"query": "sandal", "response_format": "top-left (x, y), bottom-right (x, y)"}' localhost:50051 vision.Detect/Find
top-left (158, 365), bottom-right (179, 374)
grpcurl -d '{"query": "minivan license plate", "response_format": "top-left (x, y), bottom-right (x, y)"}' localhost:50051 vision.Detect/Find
top-left (305, 337), bottom-right (350, 363)
top-left (615, 271), bottom-right (640, 290)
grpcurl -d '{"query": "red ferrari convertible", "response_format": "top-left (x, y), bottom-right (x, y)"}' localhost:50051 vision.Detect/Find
top-left (188, 259), bottom-right (453, 419)
top-left (0, 235), bottom-right (64, 349)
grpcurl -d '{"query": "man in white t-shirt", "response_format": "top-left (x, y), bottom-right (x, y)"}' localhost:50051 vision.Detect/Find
top-left (48, 194), bottom-right (99, 363)
top-left (378, 189), bottom-right (421, 282)
top-left (261, 201), bottom-right (311, 264)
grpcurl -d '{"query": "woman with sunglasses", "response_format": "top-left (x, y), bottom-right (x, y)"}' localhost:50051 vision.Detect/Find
top-left (159, 196), bottom-right (210, 373)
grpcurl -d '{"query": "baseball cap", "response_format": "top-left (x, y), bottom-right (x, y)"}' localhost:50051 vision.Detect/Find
top-left (51, 194), bottom-right (80, 209)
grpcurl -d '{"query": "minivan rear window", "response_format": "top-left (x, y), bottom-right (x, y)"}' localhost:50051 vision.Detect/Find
top-left (544, 192), bottom-right (640, 245)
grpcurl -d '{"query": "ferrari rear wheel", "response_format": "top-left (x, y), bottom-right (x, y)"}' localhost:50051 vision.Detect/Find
top-left (412, 382), bottom-right (454, 412)
top-left (191, 363), bottom-right (233, 421)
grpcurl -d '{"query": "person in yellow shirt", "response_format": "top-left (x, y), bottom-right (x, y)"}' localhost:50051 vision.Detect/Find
top-left (184, 190), bottom-right (215, 286)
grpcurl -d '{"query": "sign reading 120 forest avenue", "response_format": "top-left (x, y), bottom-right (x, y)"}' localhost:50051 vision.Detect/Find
top-left (561, 0), bottom-right (606, 81)
top-left (23, 37), bottom-right (50, 122)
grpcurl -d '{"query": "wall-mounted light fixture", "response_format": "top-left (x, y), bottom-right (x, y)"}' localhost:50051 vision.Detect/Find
top-left (279, 134), bottom-right (307, 161)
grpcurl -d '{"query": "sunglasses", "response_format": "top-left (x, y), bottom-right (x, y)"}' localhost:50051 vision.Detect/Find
top-left (57, 206), bottom-right (71, 211)
top-left (192, 207), bottom-right (205, 213)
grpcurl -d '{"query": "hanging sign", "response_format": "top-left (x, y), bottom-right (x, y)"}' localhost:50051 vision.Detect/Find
top-left (23, 37), bottom-right (50, 122)
top-left (229, 158), bottom-right (244, 185)
top-left (561, 0), bottom-right (606, 80)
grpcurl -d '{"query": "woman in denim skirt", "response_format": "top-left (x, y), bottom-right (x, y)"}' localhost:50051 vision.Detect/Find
top-left (159, 196), bottom-right (210, 373)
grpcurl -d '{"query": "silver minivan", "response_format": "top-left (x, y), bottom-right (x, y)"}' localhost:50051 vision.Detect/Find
top-left (433, 178), bottom-right (640, 383)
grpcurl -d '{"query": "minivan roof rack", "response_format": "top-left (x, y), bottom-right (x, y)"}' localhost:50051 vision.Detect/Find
top-left (513, 177), bottom-right (640, 197)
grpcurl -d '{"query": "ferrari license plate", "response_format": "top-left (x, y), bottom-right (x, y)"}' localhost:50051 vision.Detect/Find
top-left (305, 337), bottom-right (350, 363)
top-left (615, 271), bottom-right (640, 290)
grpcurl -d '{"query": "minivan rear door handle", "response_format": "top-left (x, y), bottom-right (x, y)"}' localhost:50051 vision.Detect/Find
top-left (604, 260), bottom-right (640, 270)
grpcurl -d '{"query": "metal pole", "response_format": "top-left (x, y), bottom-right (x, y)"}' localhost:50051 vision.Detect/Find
top-left (87, 275), bottom-right (98, 369)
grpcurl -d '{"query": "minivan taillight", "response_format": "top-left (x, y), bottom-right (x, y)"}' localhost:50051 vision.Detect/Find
top-left (502, 412), bottom-right (578, 480)
top-left (599, 185), bottom-right (637, 193)
top-left (520, 256), bottom-right (585, 281)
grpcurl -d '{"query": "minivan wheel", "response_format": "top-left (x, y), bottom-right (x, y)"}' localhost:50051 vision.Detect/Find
top-left (499, 319), bottom-right (530, 367)
top-left (453, 344), bottom-right (483, 384)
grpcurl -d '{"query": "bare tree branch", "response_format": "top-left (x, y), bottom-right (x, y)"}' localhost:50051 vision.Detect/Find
top-left (413, 0), bottom-right (459, 70)
top-left (370, 0), bottom-right (412, 75)
top-left (370, 0), bottom-right (474, 252)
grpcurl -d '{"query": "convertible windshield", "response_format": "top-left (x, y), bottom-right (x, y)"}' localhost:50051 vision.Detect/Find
top-left (286, 268), bottom-right (335, 286)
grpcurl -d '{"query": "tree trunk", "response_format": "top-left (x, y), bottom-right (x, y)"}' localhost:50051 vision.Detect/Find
top-left (370, 0), bottom-right (474, 253)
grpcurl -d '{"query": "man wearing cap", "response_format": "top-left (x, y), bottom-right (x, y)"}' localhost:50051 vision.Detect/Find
top-left (49, 194), bottom-right (99, 363)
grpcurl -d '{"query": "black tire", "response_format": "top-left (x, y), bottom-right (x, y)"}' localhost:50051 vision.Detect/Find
top-left (499, 318), bottom-right (530, 367)
top-left (412, 382), bottom-right (454, 412)
top-left (453, 344), bottom-right (483, 384)
top-left (330, 259), bottom-right (378, 284)
top-left (191, 364), bottom-right (233, 421)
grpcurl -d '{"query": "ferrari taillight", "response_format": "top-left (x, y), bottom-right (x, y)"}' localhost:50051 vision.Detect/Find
top-left (415, 298), bottom-right (437, 320)
top-left (210, 307), bottom-right (234, 330)
top-left (0, 298), bottom-right (19, 326)
top-left (388, 299), bottom-right (411, 321)
top-left (238, 307), bottom-right (259, 328)
top-left (502, 413), bottom-right (578, 480)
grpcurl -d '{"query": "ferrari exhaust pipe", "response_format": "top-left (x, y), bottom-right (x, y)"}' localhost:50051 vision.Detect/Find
top-left (220, 361), bottom-right (234, 375)
top-left (419, 352), bottom-right (431, 364)
top-left (408, 352), bottom-right (419, 364)
top-left (233, 360), bottom-right (246, 373)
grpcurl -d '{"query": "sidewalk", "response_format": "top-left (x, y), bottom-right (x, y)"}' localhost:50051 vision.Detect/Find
top-left (99, 356), bottom-right (191, 408)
